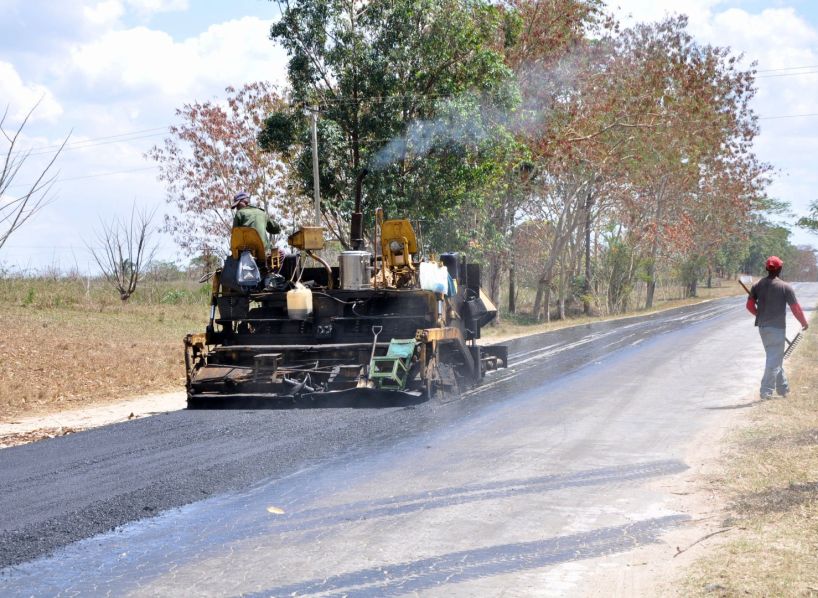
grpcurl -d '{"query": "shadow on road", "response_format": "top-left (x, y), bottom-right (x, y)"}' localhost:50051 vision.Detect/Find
top-left (264, 460), bottom-right (689, 538)
top-left (187, 390), bottom-right (428, 410)
top-left (705, 399), bottom-right (765, 410)
top-left (244, 515), bottom-right (689, 598)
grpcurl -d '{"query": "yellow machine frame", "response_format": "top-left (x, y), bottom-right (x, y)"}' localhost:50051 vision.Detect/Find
top-left (380, 219), bottom-right (418, 268)
top-left (230, 227), bottom-right (266, 261)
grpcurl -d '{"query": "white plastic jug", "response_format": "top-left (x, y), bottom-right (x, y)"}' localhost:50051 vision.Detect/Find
top-left (419, 262), bottom-right (449, 295)
top-left (286, 282), bottom-right (313, 320)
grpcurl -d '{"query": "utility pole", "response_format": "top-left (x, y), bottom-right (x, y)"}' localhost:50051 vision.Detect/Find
top-left (310, 109), bottom-right (321, 226)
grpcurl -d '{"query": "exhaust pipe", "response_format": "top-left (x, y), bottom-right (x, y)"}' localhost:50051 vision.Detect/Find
top-left (350, 168), bottom-right (368, 250)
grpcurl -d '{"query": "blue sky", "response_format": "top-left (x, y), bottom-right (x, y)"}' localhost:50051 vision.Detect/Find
top-left (1, 0), bottom-right (818, 272)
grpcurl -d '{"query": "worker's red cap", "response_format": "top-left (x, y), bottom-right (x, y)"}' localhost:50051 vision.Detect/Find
top-left (765, 256), bottom-right (783, 271)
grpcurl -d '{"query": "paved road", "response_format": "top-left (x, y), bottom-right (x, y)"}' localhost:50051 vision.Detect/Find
top-left (1, 285), bottom-right (815, 596)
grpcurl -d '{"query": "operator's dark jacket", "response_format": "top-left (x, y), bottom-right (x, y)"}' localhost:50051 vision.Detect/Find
top-left (232, 206), bottom-right (281, 250)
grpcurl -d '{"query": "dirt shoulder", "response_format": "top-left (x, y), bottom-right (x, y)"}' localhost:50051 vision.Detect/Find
top-left (0, 391), bottom-right (187, 449)
top-left (616, 323), bottom-right (818, 597)
top-left (667, 327), bottom-right (818, 597)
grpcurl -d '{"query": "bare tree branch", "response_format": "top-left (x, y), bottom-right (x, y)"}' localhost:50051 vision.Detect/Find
top-left (0, 100), bottom-right (71, 251)
top-left (87, 204), bottom-right (159, 301)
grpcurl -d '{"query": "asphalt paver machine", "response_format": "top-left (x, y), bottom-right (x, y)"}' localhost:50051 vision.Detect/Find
top-left (184, 175), bottom-right (506, 407)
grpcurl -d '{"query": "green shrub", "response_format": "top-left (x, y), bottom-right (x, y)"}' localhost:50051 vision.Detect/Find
top-left (23, 288), bottom-right (35, 306)
top-left (160, 289), bottom-right (189, 305)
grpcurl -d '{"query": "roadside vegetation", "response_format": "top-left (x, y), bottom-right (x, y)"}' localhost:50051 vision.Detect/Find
top-left (0, 274), bottom-right (209, 420)
top-left (482, 277), bottom-right (742, 340)
top-left (680, 328), bottom-right (818, 596)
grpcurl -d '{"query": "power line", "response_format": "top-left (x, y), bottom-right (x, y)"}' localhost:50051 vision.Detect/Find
top-left (5, 102), bottom-right (818, 193)
top-left (50, 165), bottom-right (159, 184)
top-left (6, 165), bottom-right (159, 189)
top-left (5, 82), bottom-right (818, 159)
top-left (2, 245), bottom-right (89, 250)
top-left (6, 110), bottom-right (818, 190)
top-left (6, 63), bottom-right (818, 154)
top-left (24, 131), bottom-right (167, 158)
top-left (17, 126), bottom-right (169, 156)
top-left (756, 70), bottom-right (818, 79)
top-left (756, 64), bottom-right (818, 73)
top-left (758, 112), bottom-right (818, 120)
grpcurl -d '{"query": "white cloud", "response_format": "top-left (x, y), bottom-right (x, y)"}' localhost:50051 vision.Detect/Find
top-left (0, 61), bottom-right (63, 123)
top-left (83, 0), bottom-right (125, 26)
top-left (82, 0), bottom-right (188, 27)
top-left (125, 0), bottom-right (189, 15)
top-left (68, 17), bottom-right (286, 98)
top-left (612, 0), bottom-right (724, 30)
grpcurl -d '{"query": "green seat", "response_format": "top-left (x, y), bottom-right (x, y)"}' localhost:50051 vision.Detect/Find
top-left (369, 339), bottom-right (417, 390)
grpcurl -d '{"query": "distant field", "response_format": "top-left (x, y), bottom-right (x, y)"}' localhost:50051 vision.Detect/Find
top-left (0, 277), bottom-right (209, 420)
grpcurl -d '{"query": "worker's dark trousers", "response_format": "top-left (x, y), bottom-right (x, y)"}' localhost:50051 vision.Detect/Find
top-left (758, 325), bottom-right (789, 398)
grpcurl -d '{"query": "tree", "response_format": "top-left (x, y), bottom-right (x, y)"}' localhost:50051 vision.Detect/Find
top-left (1, 101), bottom-right (69, 252)
top-left (148, 82), bottom-right (305, 256)
top-left (264, 0), bottom-right (518, 249)
top-left (573, 16), bottom-right (765, 308)
top-left (88, 205), bottom-right (158, 301)
top-left (796, 200), bottom-right (818, 233)
top-left (146, 260), bottom-right (185, 282)
top-left (789, 245), bottom-right (818, 281)
top-left (497, 13), bottom-right (767, 317)
top-left (742, 218), bottom-right (795, 276)
top-left (479, 0), bottom-right (604, 310)
top-left (187, 252), bottom-right (222, 279)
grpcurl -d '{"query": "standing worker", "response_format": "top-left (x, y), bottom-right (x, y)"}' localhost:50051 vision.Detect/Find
top-left (746, 256), bottom-right (809, 400)
top-left (231, 191), bottom-right (281, 251)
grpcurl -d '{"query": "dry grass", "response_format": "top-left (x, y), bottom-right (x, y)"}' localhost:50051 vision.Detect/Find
top-left (680, 330), bottom-right (818, 597)
top-left (0, 277), bottom-right (208, 421)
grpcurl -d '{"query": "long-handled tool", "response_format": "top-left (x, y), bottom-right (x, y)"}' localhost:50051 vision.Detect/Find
top-left (367, 325), bottom-right (383, 377)
top-left (784, 332), bottom-right (804, 359)
top-left (739, 274), bottom-right (805, 360)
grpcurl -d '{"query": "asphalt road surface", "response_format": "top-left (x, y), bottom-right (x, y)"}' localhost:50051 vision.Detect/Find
top-left (2, 284), bottom-right (816, 596)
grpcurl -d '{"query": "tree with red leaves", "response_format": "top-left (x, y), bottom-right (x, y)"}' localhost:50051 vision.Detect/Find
top-left (147, 82), bottom-right (306, 256)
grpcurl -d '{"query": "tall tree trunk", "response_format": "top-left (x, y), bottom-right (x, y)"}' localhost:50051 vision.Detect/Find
top-left (508, 247), bottom-right (516, 314)
top-left (543, 281), bottom-right (552, 323)
top-left (531, 179), bottom-right (587, 320)
top-left (558, 265), bottom-right (566, 320)
top-left (532, 276), bottom-right (547, 321)
top-left (645, 250), bottom-right (657, 308)
top-left (488, 253), bottom-right (502, 307)
top-left (645, 184), bottom-right (665, 310)
top-left (583, 188), bottom-right (594, 315)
